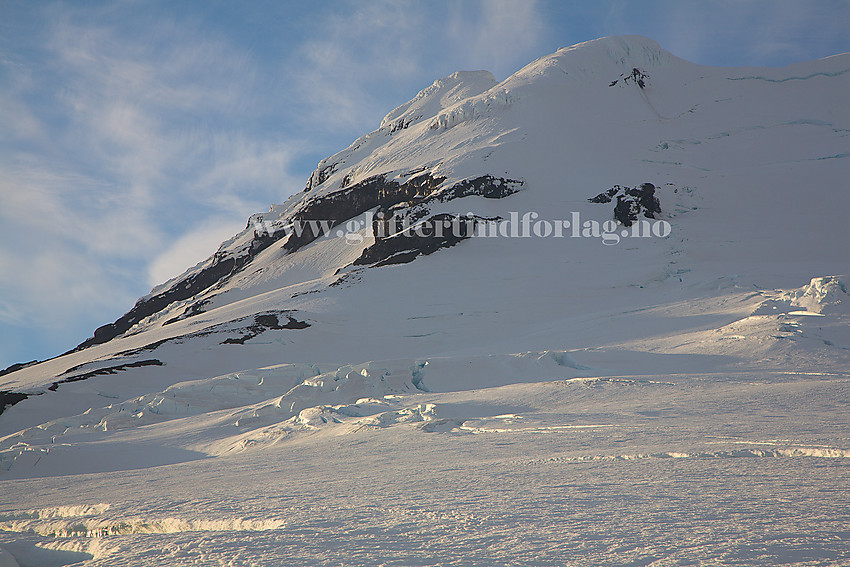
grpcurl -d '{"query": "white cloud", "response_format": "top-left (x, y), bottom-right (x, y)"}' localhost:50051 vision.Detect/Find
top-left (286, 1), bottom-right (429, 132)
top-left (189, 136), bottom-right (303, 205)
top-left (447, 0), bottom-right (546, 79)
top-left (609, 0), bottom-right (850, 67)
top-left (0, 5), bottom-right (306, 362)
top-left (0, 241), bottom-right (138, 330)
top-left (284, 0), bottom-right (548, 136)
top-left (744, 2), bottom-right (849, 63)
top-left (147, 217), bottom-right (246, 288)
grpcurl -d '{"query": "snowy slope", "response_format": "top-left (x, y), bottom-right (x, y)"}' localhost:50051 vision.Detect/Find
top-left (1, 36), bottom-right (849, 566)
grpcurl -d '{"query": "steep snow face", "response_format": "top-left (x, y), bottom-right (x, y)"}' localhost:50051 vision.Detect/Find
top-left (1, 33), bottom-right (848, 444)
top-left (505, 35), bottom-right (679, 85)
top-left (110, 34), bottom-right (849, 338)
top-left (380, 70), bottom-right (498, 131)
top-left (302, 71), bottom-right (498, 195)
top-left (1, 34), bottom-right (847, 391)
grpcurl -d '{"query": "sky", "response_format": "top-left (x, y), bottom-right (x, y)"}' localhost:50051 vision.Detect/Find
top-left (1, 0), bottom-right (849, 370)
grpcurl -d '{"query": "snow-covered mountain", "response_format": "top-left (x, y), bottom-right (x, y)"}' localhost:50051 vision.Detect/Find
top-left (1, 36), bottom-right (849, 566)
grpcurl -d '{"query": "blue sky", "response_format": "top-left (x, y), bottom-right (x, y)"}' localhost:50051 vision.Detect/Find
top-left (1, 0), bottom-right (849, 369)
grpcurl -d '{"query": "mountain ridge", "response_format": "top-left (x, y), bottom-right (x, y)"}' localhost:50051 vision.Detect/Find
top-left (75, 34), bottom-right (849, 353)
top-left (1, 33), bottom-right (848, 434)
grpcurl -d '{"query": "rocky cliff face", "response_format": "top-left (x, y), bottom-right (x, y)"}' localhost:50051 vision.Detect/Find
top-left (75, 171), bottom-right (523, 351)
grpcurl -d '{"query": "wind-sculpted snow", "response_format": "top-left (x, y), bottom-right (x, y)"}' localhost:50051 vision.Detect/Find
top-left (789, 276), bottom-right (850, 314)
top-left (380, 70), bottom-right (498, 133)
top-left (0, 350), bottom-right (598, 471)
top-left (427, 90), bottom-right (514, 131)
top-left (0, 510), bottom-right (285, 538)
top-left (2, 360), bottom-right (850, 565)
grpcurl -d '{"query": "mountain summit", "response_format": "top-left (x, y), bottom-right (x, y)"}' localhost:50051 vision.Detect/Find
top-left (1, 35), bottom-right (849, 565)
top-left (3, 32), bottom-right (849, 423)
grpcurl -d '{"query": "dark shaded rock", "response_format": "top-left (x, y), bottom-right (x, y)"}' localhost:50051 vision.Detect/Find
top-left (354, 213), bottom-right (492, 267)
top-left (48, 359), bottom-right (165, 393)
top-left (349, 175), bottom-right (521, 268)
top-left (221, 312), bottom-right (310, 345)
top-left (437, 175), bottom-right (523, 201)
top-left (0, 391), bottom-right (28, 416)
top-left (253, 313), bottom-right (310, 330)
top-left (329, 272), bottom-right (362, 288)
top-left (254, 313), bottom-right (282, 329)
top-left (283, 173), bottom-right (447, 252)
top-left (614, 195), bottom-right (641, 226)
top-left (285, 174), bottom-right (521, 254)
top-left (305, 162), bottom-right (338, 192)
top-left (589, 183), bottom-right (661, 227)
top-left (630, 182), bottom-right (661, 217)
top-left (589, 186), bottom-right (621, 204)
top-left (626, 68), bottom-right (648, 89)
top-left (387, 116), bottom-right (418, 133)
top-left (609, 68), bottom-right (649, 89)
top-left (62, 359), bottom-right (164, 381)
top-left (163, 299), bottom-right (211, 326)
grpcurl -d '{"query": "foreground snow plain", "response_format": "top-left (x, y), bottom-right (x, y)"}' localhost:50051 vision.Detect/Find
top-left (1, 36), bottom-right (849, 565)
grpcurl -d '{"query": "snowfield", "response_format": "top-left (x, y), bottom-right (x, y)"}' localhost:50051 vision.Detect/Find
top-left (1, 36), bottom-right (849, 566)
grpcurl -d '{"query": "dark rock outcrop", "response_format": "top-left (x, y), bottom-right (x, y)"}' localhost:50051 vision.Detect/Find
top-left (221, 312), bottom-right (311, 345)
top-left (48, 359), bottom-right (165, 392)
top-left (609, 68), bottom-right (649, 89)
top-left (0, 391), bottom-right (28, 416)
top-left (73, 243), bottom-right (271, 352)
top-left (588, 187), bottom-right (619, 204)
top-left (589, 183), bottom-right (661, 226)
top-left (284, 173), bottom-right (447, 252)
top-left (350, 175), bottom-right (522, 267)
top-left (354, 213), bottom-right (496, 267)
top-left (162, 299), bottom-right (211, 326)
top-left (285, 174), bottom-right (522, 254)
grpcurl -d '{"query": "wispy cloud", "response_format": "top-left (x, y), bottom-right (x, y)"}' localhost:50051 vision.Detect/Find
top-left (603, 0), bottom-right (850, 67)
top-left (285, 1), bottom-right (430, 132)
top-left (147, 216), bottom-right (247, 288)
top-left (283, 0), bottom-right (548, 134)
top-left (447, 0), bottom-right (546, 79)
top-left (742, 2), bottom-right (850, 63)
top-left (0, 4), bottom-right (306, 363)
